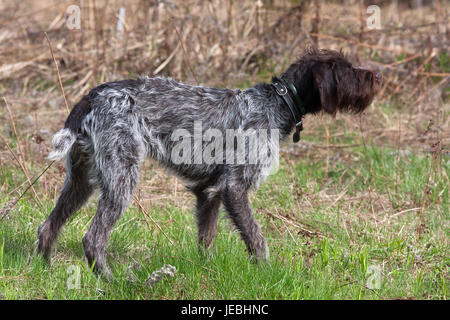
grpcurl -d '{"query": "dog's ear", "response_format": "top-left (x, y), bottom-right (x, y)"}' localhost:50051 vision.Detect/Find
top-left (311, 64), bottom-right (339, 114)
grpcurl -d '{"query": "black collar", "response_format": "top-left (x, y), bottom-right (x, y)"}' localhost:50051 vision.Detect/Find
top-left (272, 77), bottom-right (305, 142)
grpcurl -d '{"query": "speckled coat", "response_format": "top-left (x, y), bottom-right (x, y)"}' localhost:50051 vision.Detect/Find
top-left (38, 49), bottom-right (381, 276)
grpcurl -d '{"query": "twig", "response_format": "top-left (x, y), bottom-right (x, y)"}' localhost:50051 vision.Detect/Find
top-left (1, 98), bottom-right (43, 208)
top-left (311, 0), bottom-right (321, 46)
top-left (386, 208), bottom-right (421, 222)
top-left (415, 72), bottom-right (450, 77)
top-left (385, 53), bottom-right (422, 67)
top-left (0, 161), bottom-right (54, 219)
top-left (44, 32), bottom-right (70, 115)
top-left (263, 210), bottom-right (324, 239)
top-left (3, 97), bottom-right (26, 165)
top-left (153, 43), bottom-right (181, 75)
top-left (171, 18), bottom-right (199, 85)
top-left (320, 115), bottom-right (330, 174)
top-left (386, 50), bottom-right (437, 100)
top-left (169, 256), bottom-right (218, 274)
top-left (358, 0), bottom-right (364, 44)
top-left (327, 177), bottom-right (356, 208)
top-left (133, 195), bottom-right (174, 245)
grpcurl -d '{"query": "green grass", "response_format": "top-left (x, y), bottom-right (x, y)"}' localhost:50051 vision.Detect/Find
top-left (0, 140), bottom-right (448, 300)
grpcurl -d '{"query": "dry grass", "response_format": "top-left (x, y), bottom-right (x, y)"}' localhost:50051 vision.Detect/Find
top-left (0, 0), bottom-right (448, 227)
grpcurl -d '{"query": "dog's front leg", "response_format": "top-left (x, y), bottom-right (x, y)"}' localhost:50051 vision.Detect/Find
top-left (222, 187), bottom-right (269, 263)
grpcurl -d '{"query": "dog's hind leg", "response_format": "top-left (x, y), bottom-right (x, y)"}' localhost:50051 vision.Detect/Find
top-left (194, 189), bottom-right (221, 251)
top-left (222, 185), bottom-right (269, 263)
top-left (82, 135), bottom-right (141, 277)
top-left (37, 144), bottom-right (94, 260)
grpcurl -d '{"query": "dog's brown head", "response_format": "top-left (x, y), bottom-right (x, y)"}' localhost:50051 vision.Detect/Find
top-left (281, 48), bottom-right (382, 115)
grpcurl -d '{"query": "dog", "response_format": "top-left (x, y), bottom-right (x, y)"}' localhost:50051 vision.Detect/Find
top-left (37, 48), bottom-right (381, 277)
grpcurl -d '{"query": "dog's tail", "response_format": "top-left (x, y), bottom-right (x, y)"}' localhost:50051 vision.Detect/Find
top-left (47, 128), bottom-right (77, 161)
top-left (48, 96), bottom-right (91, 161)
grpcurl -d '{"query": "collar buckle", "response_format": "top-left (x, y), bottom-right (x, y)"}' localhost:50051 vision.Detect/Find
top-left (272, 81), bottom-right (288, 96)
top-left (272, 77), bottom-right (305, 143)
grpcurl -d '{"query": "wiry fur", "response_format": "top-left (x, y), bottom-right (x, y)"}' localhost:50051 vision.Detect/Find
top-left (37, 49), bottom-right (381, 277)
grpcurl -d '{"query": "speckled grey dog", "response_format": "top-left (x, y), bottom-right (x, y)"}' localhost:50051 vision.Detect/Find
top-left (37, 49), bottom-right (381, 277)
